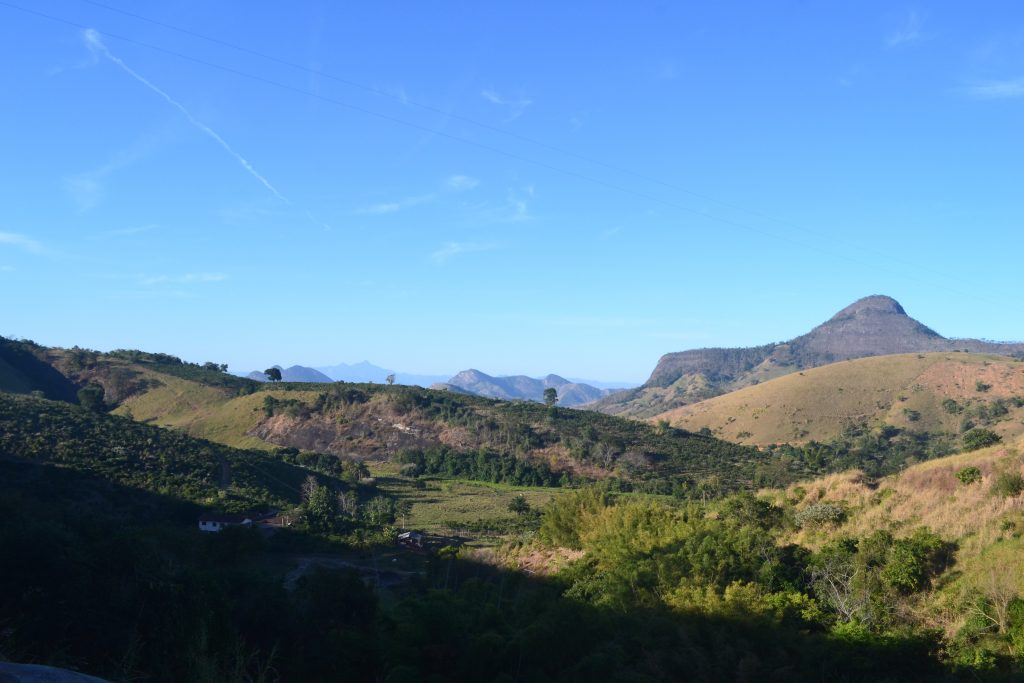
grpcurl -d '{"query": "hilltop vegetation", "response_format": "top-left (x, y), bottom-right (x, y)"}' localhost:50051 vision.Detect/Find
top-left (0, 337), bottom-right (79, 402)
top-left (0, 337), bottom-right (806, 495)
top-left (594, 295), bottom-right (1024, 418)
top-left (656, 352), bottom-right (1024, 447)
top-left (0, 392), bottom-right (319, 511)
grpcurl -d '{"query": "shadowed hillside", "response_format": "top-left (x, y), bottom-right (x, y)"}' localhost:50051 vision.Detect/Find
top-left (593, 295), bottom-right (1024, 418)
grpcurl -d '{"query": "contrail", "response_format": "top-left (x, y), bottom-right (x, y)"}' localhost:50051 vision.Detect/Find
top-left (83, 28), bottom-right (290, 204)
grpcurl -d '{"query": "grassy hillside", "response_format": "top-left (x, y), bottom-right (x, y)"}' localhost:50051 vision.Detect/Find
top-left (760, 437), bottom-right (1024, 658)
top-left (656, 352), bottom-right (1024, 446)
top-left (0, 342), bottom-right (779, 493)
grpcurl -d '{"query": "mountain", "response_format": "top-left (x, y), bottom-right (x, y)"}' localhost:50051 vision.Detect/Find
top-left (655, 351), bottom-right (1024, 446)
top-left (593, 295), bottom-right (1024, 418)
top-left (246, 365), bottom-right (334, 383)
top-left (432, 369), bottom-right (616, 407)
top-left (314, 361), bottom-right (448, 387)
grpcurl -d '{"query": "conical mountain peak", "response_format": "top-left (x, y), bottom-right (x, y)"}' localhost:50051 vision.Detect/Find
top-left (829, 295), bottom-right (907, 321)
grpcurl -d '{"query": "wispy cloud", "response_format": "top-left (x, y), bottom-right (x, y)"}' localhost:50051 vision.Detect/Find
top-left (357, 174), bottom-right (480, 215)
top-left (481, 87), bottom-right (533, 121)
top-left (0, 265), bottom-right (14, 273)
top-left (357, 194), bottom-right (435, 215)
top-left (886, 11), bottom-right (925, 47)
top-left (446, 175), bottom-right (480, 192)
top-left (500, 186), bottom-right (533, 223)
top-left (142, 272), bottom-right (227, 285)
top-left (83, 29), bottom-right (290, 204)
top-left (65, 143), bottom-right (150, 212)
top-left (468, 185), bottom-right (535, 224)
top-left (430, 242), bottom-right (496, 264)
top-left (964, 78), bottom-right (1024, 99)
top-left (0, 232), bottom-right (44, 254)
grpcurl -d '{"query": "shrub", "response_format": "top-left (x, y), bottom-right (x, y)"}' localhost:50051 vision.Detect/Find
top-left (992, 472), bottom-right (1024, 498)
top-left (962, 428), bottom-right (1001, 452)
top-left (975, 381), bottom-right (992, 393)
top-left (881, 527), bottom-right (949, 593)
top-left (942, 399), bottom-right (961, 415)
top-left (956, 467), bottom-right (982, 485)
top-left (794, 503), bottom-right (846, 528)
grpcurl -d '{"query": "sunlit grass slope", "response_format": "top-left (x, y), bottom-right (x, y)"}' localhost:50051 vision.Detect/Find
top-left (763, 437), bottom-right (1024, 638)
top-left (655, 352), bottom-right (1024, 445)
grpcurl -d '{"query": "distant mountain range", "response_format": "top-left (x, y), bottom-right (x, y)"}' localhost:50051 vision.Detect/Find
top-left (431, 369), bottom-right (625, 407)
top-left (245, 365), bottom-right (333, 383)
top-left (242, 362), bottom-right (634, 400)
top-left (592, 295), bottom-right (1024, 418)
top-left (314, 361), bottom-right (449, 387)
top-left (242, 362), bottom-right (448, 386)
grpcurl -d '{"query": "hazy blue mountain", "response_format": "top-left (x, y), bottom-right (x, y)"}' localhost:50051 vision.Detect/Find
top-left (245, 365), bottom-right (333, 383)
top-left (432, 369), bottom-right (616, 407)
top-left (314, 361), bottom-right (448, 386)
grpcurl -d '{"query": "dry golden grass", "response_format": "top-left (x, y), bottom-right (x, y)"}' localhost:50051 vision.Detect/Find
top-left (655, 352), bottom-right (1024, 446)
top-left (769, 439), bottom-right (1024, 550)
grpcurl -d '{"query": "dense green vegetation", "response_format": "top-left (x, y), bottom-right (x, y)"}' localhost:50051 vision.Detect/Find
top-left (531, 487), bottom-right (1021, 679)
top-left (2, 386), bottom-right (1020, 680)
top-left (0, 393), bottom-right (306, 510)
top-left (3, 458), bottom-right (1008, 682)
top-left (762, 421), bottom-right (957, 483)
top-left (398, 446), bottom-right (568, 487)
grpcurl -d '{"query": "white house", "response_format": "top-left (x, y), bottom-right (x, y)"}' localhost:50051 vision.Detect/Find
top-left (197, 513), bottom-right (254, 533)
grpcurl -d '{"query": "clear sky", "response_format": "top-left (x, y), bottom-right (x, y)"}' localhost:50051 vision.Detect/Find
top-left (2, 1), bottom-right (1023, 383)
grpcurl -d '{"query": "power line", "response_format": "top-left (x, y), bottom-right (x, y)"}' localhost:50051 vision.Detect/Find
top-left (69, 0), bottom-right (970, 288)
top-left (0, 1), bottom-right (971, 296)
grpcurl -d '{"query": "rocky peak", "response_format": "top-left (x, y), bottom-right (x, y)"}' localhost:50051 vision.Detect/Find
top-left (828, 295), bottom-right (907, 321)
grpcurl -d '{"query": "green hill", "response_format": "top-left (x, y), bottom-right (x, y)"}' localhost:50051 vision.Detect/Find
top-left (0, 337), bottom-right (79, 402)
top-left (655, 352), bottom-right (1024, 447)
top-left (0, 392), bottom-right (325, 511)
top-left (0, 338), bottom-right (779, 494)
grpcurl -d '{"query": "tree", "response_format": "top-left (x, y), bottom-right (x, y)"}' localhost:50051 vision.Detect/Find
top-left (264, 367), bottom-right (282, 382)
top-left (508, 494), bottom-right (531, 516)
top-left (386, 374), bottom-right (396, 386)
top-left (77, 384), bottom-right (106, 412)
top-left (963, 428), bottom-right (1001, 452)
top-left (303, 479), bottom-right (338, 532)
top-left (543, 387), bottom-right (558, 407)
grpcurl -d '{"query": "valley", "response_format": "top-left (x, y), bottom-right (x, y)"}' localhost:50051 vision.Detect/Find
top-left (5, 298), bottom-right (1024, 680)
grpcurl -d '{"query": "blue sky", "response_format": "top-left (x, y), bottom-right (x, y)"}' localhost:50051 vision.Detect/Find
top-left (2, 1), bottom-right (1023, 383)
